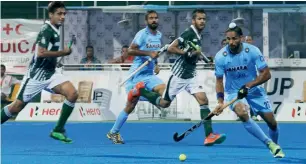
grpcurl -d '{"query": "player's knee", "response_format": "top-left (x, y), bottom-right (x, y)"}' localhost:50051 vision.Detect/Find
top-left (66, 90), bottom-right (78, 102)
top-left (202, 97), bottom-right (209, 105)
top-left (234, 104), bottom-right (249, 121)
top-left (196, 92), bottom-right (209, 104)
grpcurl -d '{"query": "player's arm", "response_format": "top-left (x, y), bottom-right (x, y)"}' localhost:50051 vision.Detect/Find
top-left (168, 32), bottom-right (200, 56)
top-left (37, 46), bottom-right (71, 58)
top-left (216, 77), bottom-right (225, 104)
top-left (167, 31), bottom-right (191, 55)
top-left (37, 30), bottom-right (71, 58)
top-left (167, 39), bottom-right (186, 55)
top-left (213, 55), bottom-right (226, 115)
top-left (127, 32), bottom-right (157, 57)
top-left (128, 43), bottom-right (154, 57)
top-left (246, 67), bottom-right (271, 88)
top-left (245, 48), bottom-right (271, 88)
top-left (214, 77), bottom-right (226, 116)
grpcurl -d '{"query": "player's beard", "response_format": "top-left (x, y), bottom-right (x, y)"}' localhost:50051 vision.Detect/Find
top-left (229, 43), bottom-right (241, 54)
top-left (148, 23), bottom-right (158, 30)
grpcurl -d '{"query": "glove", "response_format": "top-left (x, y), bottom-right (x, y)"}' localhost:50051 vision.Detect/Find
top-left (187, 41), bottom-right (200, 51)
top-left (237, 85), bottom-right (249, 99)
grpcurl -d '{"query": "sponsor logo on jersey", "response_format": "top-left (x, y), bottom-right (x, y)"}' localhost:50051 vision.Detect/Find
top-left (226, 65), bottom-right (247, 72)
top-left (146, 43), bottom-right (161, 49)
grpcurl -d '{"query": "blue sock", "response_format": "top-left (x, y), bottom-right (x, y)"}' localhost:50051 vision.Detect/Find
top-left (243, 119), bottom-right (271, 144)
top-left (111, 110), bottom-right (128, 134)
top-left (269, 128), bottom-right (279, 144)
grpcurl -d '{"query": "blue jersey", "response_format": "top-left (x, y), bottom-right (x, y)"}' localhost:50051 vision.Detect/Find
top-left (129, 27), bottom-right (162, 79)
top-left (215, 43), bottom-right (268, 94)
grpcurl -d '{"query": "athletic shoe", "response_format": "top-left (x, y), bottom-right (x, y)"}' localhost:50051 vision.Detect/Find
top-left (50, 129), bottom-right (72, 144)
top-left (107, 131), bottom-right (124, 144)
top-left (267, 141), bottom-right (285, 158)
top-left (204, 133), bottom-right (226, 146)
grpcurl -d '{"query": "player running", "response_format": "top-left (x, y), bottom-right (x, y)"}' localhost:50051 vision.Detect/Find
top-left (106, 10), bottom-right (166, 144)
top-left (213, 23), bottom-right (285, 158)
top-left (125, 9), bottom-right (226, 146)
top-left (1, 1), bottom-right (78, 143)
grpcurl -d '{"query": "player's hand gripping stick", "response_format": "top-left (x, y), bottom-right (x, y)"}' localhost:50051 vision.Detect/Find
top-left (187, 41), bottom-right (212, 63)
top-left (57, 35), bottom-right (76, 68)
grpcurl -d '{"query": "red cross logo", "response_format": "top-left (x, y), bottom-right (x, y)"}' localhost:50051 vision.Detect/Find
top-left (3, 24), bottom-right (13, 35)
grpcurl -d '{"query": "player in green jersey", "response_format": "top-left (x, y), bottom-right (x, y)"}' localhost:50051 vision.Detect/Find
top-left (1, 1), bottom-right (78, 143)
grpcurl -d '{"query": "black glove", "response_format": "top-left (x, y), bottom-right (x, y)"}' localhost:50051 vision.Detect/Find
top-left (237, 85), bottom-right (249, 99)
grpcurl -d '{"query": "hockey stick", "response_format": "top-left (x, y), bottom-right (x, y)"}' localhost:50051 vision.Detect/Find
top-left (57, 35), bottom-right (76, 68)
top-left (173, 98), bottom-right (238, 142)
top-left (187, 41), bottom-right (212, 63)
top-left (118, 45), bottom-right (169, 87)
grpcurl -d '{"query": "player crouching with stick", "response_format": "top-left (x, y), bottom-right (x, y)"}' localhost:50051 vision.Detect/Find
top-left (213, 23), bottom-right (285, 158)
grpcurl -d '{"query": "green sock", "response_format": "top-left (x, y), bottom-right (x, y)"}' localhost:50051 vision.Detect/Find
top-left (1, 106), bottom-right (11, 124)
top-left (54, 100), bottom-right (74, 132)
top-left (139, 88), bottom-right (161, 106)
top-left (200, 105), bottom-right (213, 137)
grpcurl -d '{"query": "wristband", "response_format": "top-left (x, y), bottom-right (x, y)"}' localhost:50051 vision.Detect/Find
top-left (217, 92), bottom-right (224, 100)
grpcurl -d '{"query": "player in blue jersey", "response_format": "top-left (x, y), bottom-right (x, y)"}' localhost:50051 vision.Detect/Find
top-left (213, 23), bottom-right (285, 158)
top-left (106, 10), bottom-right (165, 144)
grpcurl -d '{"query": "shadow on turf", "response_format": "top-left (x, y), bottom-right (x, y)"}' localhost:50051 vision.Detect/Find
top-left (3, 152), bottom-right (201, 162)
top-left (126, 140), bottom-right (306, 151)
top-left (214, 145), bottom-right (306, 151)
top-left (276, 157), bottom-right (306, 164)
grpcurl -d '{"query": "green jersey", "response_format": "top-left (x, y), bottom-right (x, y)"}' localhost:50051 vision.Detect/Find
top-left (171, 25), bottom-right (202, 79)
top-left (28, 21), bottom-right (60, 81)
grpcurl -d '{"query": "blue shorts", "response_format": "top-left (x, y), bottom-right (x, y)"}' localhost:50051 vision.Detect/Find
top-left (125, 75), bottom-right (164, 101)
top-left (225, 87), bottom-right (272, 113)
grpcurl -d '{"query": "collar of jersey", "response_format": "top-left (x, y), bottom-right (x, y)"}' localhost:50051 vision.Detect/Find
top-left (45, 21), bottom-right (60, 35)
top-left (190, 25), bottom-right (201, 40)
